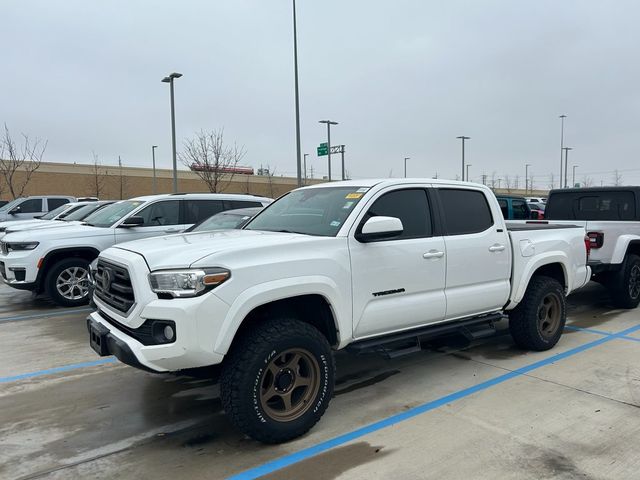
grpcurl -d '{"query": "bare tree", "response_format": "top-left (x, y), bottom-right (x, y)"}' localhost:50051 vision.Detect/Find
top-left (265, 165), bottom-right (277, 198)
top-left (547, 173), bottom-right (556, 191)
top-left (613, 170), bottom-right (623, 186)
top-left (582, 175), bottom-right (594, 187)
top-left (504, 174), bottom-right (512, 193)
top-left (514, 175), bottom-right (520, 190)
top-left (0, 124), bottom-right (47, 199)
top-left (89, 152), bottom-right (106, 198)
top-left (490, 171), bottom-right (497, 190)
top-left (180, 129), bottom-right (246, 193)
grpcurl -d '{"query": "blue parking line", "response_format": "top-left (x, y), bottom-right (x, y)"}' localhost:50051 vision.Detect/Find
top-left (0, 307), bottom-right (93, 324)
top-left (228, 323), bottom-right (640, 480)
top-left (565, 324), bottom-right (640, 342)
top-left (0, 357), bottom-right (116, 384)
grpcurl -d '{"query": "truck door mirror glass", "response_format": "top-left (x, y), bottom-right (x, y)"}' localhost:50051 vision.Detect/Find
top-left (119, 216), bottom-right (144, 227)
top-left (356, 216), bottom-right (403, 242)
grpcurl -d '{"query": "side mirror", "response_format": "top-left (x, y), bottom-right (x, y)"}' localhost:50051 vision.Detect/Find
top-left (119, 216), bottom-right (144, 227)
top-left (9, 206), bottom-right (21, 215)
top-left (356, 216), bottom-right (403, 243)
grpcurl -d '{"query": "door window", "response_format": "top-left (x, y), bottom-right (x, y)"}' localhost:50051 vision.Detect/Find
top-left (224, 200), bottom-right (264, 210)
top-left (511, 199), bottom-right (529, 219)
top-left (47, 198), bottom-right (70, 210)
top-left (498, 199), bottom-right (508, 218)
top-left (360, 189), bottom-right (432, 240)
top-left (16, 198), bottom-right (43, 213)
top-left (183, 200), bottom-right (224, 224)
top-left (136, 200), bottom-right (180, 226)
top-left (439, 189), bottom-right (493, 235)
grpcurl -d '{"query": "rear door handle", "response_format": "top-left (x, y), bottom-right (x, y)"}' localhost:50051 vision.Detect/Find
top-left (423, 250), bottom-right (445, 259)
top-left (489, 244), bottom-right (506, 252)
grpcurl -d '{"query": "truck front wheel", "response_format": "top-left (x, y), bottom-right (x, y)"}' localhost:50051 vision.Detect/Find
top-left (608, 254), bottom-right (640, 309)
top-left (220, 318), bottom-right (334, 444)
top-left (509, 276), bottom-right (566, 351)
top-left (45, 258), bottom-right (92, 307)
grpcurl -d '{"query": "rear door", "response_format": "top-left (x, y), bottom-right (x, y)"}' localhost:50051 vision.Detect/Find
top-left (46, 198), bottom-right (71, 212)
top-left (349, 187), bottom-right (447, 338)
top-left (436, 187), bottom-right (511, 319)
top-left (115, 200), bottom-right (185, 243)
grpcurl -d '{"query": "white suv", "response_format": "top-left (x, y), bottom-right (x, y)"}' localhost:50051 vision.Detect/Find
top-left (0, 193), bottom-right (271, 306)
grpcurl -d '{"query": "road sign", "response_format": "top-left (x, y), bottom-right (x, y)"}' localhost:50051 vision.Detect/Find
top-left (317, 143), bottom-right (328, 156)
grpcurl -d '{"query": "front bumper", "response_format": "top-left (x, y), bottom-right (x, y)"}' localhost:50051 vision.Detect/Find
top-left (0, 250), bottom-right (41, 288)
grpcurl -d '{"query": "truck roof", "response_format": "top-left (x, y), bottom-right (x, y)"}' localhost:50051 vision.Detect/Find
top-left (302, 178), bottom-right (488, 189)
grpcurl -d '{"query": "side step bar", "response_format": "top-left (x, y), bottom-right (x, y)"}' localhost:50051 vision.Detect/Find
top-left (346, 312), bottom-right (505, 358)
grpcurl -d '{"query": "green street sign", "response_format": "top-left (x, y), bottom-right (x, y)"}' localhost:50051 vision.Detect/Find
top-left (317, 143), bottom-right (328, 156)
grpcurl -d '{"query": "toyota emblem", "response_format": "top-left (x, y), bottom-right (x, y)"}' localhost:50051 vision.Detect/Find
top-left (101, 268), bottom-right (112, 291)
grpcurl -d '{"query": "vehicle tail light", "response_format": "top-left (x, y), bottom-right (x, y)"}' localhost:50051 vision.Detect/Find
top-left (587, 231), bottom-right (604, 249)
top-left (584, 235), bottom-right (591, 261)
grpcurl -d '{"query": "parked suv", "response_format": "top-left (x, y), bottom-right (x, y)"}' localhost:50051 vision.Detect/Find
top-left (0, 193), bottom-right (271, 306)
top-left (0, 196), bottom-right (76, 222)
top-left (496, 195), bottom-right (541, 220)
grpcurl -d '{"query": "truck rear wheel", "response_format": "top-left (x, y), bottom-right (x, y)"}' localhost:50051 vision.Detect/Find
top-left (608, 254), bottom-right (640, 309)
top-left (45, 258), bottom-right (92, 307)
top-left (509, 275), bottom-right (566, 351)
top-left (220, 318), bottom-right (334, 444)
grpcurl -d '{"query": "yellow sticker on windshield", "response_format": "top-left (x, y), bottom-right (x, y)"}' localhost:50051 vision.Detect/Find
top-left (345, 193), bottom-right (363, 199)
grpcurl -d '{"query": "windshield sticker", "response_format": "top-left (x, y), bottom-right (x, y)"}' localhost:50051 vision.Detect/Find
top-left (330, 220), bottom-right (341, 227)
top-left (345, 193), bottom-right (363, 199)
top-left (343, 201), bottom-right (354, 209)
top-left (356, 187), bottom-right (369, 193)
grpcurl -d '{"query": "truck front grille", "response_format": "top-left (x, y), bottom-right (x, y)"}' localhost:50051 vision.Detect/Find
top-left (94, 260), bottom-right (135, 314)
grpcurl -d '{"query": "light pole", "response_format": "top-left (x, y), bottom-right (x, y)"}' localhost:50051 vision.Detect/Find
top-left (319, 120), bottom-right (338, 180)
top-left (292, 0), bottom-right (303, 187)
top-left (563, 147), bottom-right (573, 188)
top-left (162, 72), bottom-right (183, 193)
top-left (559, 114), bottom-right (567, 189)
top-left (466, 164), bottom-right (472, 182)
top-left (151, 145), bottom-right (158, 194)
top-left (572, 164), bottom-right (578, 187)
top-left (525, 163), bottom-right (531, 194)
top-left (340, 145), bottom-right (346, 180)
top-left (404, 157), bottom-right (410, 178)
top-left (303, 153), bottom-right (308, 184)
top-left (457, 136), bottom-right (470, 180)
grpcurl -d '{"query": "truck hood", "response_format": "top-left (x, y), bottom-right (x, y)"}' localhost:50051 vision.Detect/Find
top-left (6, 220), bottom-right (82, 233)
top-left (2, 224), bottom-right (111, 242)
top-left (114, 229), bottom-right (321, 270)
top-left (0, 219), bottom-right (47, 231)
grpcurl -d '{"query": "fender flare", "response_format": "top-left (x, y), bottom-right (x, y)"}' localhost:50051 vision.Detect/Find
top-left (507, 252), bottom-right (569, 308)
top-left (610, 236), bottom-right (640, 265)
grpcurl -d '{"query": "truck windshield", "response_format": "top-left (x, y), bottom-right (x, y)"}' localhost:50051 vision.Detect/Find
top-left (245, 186), bottom-right (366, 236)
top-left (82, 201), bottom-right (144, 228)
top-left (0, 198), bottom-right (23, 213)
top-left (63, 203), bottom-right (110, 221)
top-left (40, 204), bottom-right (73, 220)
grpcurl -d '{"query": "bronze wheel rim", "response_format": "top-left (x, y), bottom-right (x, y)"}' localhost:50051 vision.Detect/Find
top-left (259, 348), bottom-right (320, 422)
top-left (538, 292), bottom-right (561, 339)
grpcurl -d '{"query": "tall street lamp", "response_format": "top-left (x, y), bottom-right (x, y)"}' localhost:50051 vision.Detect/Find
top-left (457, 136), bottom-right (470, 181)
top-left (563, 147), bottom-right (573, 188)
top-left (559, 114), bottom-right (567, 189)
top-left (303, 153), bottom-right (308, 184)
top-left (572, 164), bottom-right (579, 187)
top-left (162, 72), bottom-right (183, 193)
top-left (151, 145), bottom-right (158, 194)
top-left (466, 164), bottom-right (472, 183)
top-left (319, 120), bottom-right (338, 180)
top-left (525, 163), bottom-right (531, 194)
top-left (292, 0), bottom-right (303, 187)
top-left (404, 157), bottom-right (410, 178)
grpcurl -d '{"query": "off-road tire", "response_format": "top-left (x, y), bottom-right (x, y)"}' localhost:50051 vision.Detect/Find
top-left (45, 258), bottom-right (92, 307)
top-left (608, 254), bottom-right (640, 309)
top-left (509, 275), bottom-right (566, 351)
top-left (220, 318), bottom-right (334, 444)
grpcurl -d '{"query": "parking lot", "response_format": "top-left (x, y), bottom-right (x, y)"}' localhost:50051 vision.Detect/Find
top-left (0, 282), bottom-right (638, 480)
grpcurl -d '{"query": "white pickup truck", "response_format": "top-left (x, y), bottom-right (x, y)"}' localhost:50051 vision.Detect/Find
top-left (544, 187), bottom-right (640, 308)
top-left (87, 179), bottom-right (590, 443)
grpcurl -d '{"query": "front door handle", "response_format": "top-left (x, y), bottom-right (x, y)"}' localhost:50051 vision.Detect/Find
top-left (423, 250), bottom-right (445, 259)
top-left (164, 228), bottom-right (182, 234)
top-left (489, 244), bottom-right (506, 252)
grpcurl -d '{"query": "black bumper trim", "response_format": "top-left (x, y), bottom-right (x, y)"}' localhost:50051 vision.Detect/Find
top-left (86, 316), bottom-right (160, 373)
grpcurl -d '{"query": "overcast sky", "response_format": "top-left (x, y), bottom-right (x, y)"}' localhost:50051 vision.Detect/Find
top-left (2, 0), bottom-right (640, 188)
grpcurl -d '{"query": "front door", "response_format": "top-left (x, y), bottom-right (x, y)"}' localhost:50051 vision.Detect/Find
top-left (115, 200), bottom-right (185, 243)
top-left (349, 187), bottom-right (447, 338)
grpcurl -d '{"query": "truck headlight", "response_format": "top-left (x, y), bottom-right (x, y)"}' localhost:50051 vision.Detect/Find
top-left (148, 268), bottom-right (230, 298)
top-left (4, 241), bottom-right (39, 252)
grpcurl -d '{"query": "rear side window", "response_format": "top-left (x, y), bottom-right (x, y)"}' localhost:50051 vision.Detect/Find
top-left (183, 200), bottom-right (224, 224)
top-left (224, 200), bottom-right (264, 210)
top-left (439, 189), bottom-right (493, 235)
top-left (47, 198), bottom-right (70, 210)
top-left (546, 191), bottom-right (636, 220)
top-left (498, 199), bottom-right (508, 218)
top-left (360, 189), bottom-right (432, 240)
top-left (18, 198), bottom-right (43, 213)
